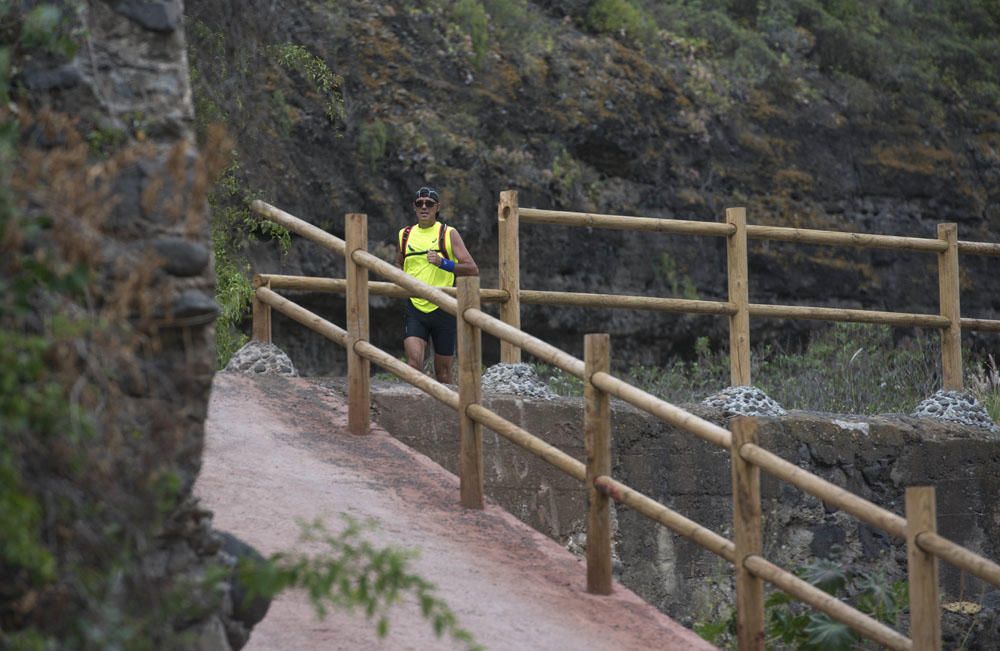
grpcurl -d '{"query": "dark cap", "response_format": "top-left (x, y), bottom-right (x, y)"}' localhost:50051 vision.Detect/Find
top-left (415, 186), bottom-right (439, 203)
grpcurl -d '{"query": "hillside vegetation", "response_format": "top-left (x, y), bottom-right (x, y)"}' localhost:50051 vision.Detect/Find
top-left (186, 0), bottom-right (1000, 370)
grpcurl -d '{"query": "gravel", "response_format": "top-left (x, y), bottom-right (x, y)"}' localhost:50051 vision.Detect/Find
top-left (912, 390), bottom-right (1000, 434)
top-left (481, 363), bottom-right (557, 400)
top-left (701, 385), bottom-right (787, 417)
top-left (224, 341), bottom-right (298, 377)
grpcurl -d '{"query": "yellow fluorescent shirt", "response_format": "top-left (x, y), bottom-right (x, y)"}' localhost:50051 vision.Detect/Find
top-left (399, 221), bottom-right (455, 313)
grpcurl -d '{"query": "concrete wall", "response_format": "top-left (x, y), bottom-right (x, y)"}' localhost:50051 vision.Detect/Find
top-left (372, 383), bottom-right (1000, 628)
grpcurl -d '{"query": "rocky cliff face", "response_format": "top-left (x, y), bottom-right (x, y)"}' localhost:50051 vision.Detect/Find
top-left (4, 2), bottom-right (259, 646)
top-left (186, 1), bottom-right (1000, 373)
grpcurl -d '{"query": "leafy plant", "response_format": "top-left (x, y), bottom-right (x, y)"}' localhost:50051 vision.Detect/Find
top-left (656, 253), bottom-right (699, 300)
top-left (968, 354), bottom-right (1000, 422)
top-left (268, 43), bottom-right (345, 124)
top-left (615, 323), bottom-right (949, 414)
top-left (206, 153), bottom-right (290, 368)
top-left (586, 0), bottom-right (656, 47)
top-left (451, 0), bottom-right (490, 66)
top-left (763, 557), bottom-right (908, 650)
top-left (358, 120), bottom-right (390, 173)
top-left (237, 518), bottom-right (481, 649)
top-left (697, 555), bottom-right (909, 649)
top-left (526, 361), bottom-right (584, 396)
top-left (214, 253), bottom-right (253, 367)
top-left (757, 323), bottom-right (940, 414)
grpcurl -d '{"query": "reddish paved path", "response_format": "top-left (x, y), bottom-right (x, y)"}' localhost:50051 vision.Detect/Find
top-left (196, 373), bottom-right (715, 651)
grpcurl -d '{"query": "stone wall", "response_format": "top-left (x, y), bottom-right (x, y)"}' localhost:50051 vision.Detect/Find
top-left (10, 2), bottom-right (259, 647)
top-left (371, 382), bottom-right (1000, 641)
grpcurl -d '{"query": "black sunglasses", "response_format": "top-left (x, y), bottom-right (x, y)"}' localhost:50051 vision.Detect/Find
top-left (414, 199), bottom-right (437, 208)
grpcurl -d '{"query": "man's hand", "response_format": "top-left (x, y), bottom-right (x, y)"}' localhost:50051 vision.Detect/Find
top-left (427, 250), bottom-right (442, 267)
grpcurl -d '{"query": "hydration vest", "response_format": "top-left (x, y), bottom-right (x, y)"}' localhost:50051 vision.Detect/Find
top-left (399, 221), bottom-right (453, 261)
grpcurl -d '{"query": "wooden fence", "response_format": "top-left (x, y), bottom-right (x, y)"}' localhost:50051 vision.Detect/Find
top-left (249, 199), bottom-right (1000, 651)
top-left (496, 190), bottom-right (1000, 390)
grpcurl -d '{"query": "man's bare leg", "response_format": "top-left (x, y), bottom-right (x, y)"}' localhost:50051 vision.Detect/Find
top-left (404, 336), bottom-right (427, 372)
top-left (434, 354), bottom-right (454, 384)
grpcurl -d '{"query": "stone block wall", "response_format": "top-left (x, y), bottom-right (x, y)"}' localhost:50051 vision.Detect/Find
top-left (372, 383), bottom-right (1000, 639)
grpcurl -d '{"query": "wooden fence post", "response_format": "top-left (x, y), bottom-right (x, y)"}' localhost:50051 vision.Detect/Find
top-left (457, 276), bottom-right (484, 509)
top-left (346, 213), bottom-right (370, 435)
top-left (727, 207), bottom-right (751, 386)
top-left (585, 333), bottom-right (612, 595)
top-left (498, 190), bottom-right (521, 364)
top-left (937, 223), bottom-right (962, 390)
top-left (907, 486), bottom-right (942, 651)
top-left (251, 276), bottom-right (272, 343)
top-left (731, 416), bottom-right (764, 651)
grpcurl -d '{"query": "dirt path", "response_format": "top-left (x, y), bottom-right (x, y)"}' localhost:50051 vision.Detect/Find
top-left (195, 373), bottom-right (715, 650)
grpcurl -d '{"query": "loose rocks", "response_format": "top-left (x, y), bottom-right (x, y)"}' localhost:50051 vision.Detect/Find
top-left (701, 385), bottom-right (787, 417)
top-left (224, 342), bottom-right (298, 377)
top-left (481, 363), bottom-right (556, 400)
top-left (912, 390), bottom-right (1000, 434)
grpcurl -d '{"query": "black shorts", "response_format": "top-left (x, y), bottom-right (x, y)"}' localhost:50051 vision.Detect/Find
top-left (403, 302), bottom-right (457, 356)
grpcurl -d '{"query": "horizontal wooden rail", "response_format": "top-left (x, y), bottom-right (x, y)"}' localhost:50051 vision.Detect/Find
top-left (590, 371), bottom-right (732, 449)
top-left (255, 274), bottom-right (1000, 333)
top-left (739, 443), bottom-right (907, 539)
top-left (595, 476), bottom-right (736, 563)
top-left (255, 285), bottom-right (348, 347)
top-left (917, 531), bottom-right (1000, 588)
top-left (354, 338), bottom-right (460, 410)
top-left (749, 303), bottom-right (950, 328)
top-left (521, 290), bottom-right (735, 315)
top-left (255, 274), bottom-right (510, 303)
top-left (519, 208), bottom-right (734, 237)
top-left (255, 274), bottom-right (737, 316)
top-left (746, 224), bottom-right (945, 253)
top-left (256, 202), bottom-right (999, 651)
top-left (250, 201), bottom-right (459, 315)
top-left (519, 205), bottom-right (964, 254)
top-left (958, 241), bottom-right (1000, 256)
top-left (744, 555), bottom-right (912, 650)
top-left (255, 286), bottom-right (460, 409)
top-left (351, 248), bottom-right (459, 316)
top-left (961, 317), bottom-right (1000, 333)
top-left (251, 200), bottom-right (347, 257)
top-left (466, 404), bottom-right (586, 482)
top-left (461, 307), bottom-right (587, 379)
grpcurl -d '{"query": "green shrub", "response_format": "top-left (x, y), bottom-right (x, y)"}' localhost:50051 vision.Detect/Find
top-left (586, 0), bottom-right (656, 47)
top-left (358, 120), bottom-right (390, 173)
top-left (527, 361), bottom-right (585, 396)
top-left (616, 324), bottom-right (941, 414)
top-left (268, 43), bottom-right (345, 124)
top-left (808, 12), bottom-right (879, 79)
top-left (656, 254), bottom-right (700, 300)
top-left (452, 0), bottom-right (490, 66)
top-left (969, 354), bottom-right (1000, 422)
top-left (684, 10), bottom-right (746, 57)
top-left (214, 253), bottom-right (253, 368)
top-left (757, 323), bottom-right (940, 414)
top-left (206, 151), bottom-right (290, 369)
top-left (484, 0), bottom-right (528, 35)
top-left (697, 553), bottom-right (908, 648)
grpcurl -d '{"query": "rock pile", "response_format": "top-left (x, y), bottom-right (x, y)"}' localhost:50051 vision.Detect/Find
top-left (481, 363), bottom-right (556, 400)
top-left (224, 341), bottom-right (298, 377)
top-left (912, 390), bottom-right (1000, 434)
top-left (701, 386), bottom-right (787, 417)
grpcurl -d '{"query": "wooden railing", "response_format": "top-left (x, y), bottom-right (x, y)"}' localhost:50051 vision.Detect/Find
top-left (248, 200), bottom-right (1000, 651)
top-left (495, 191), bottom-right (1000, 390)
